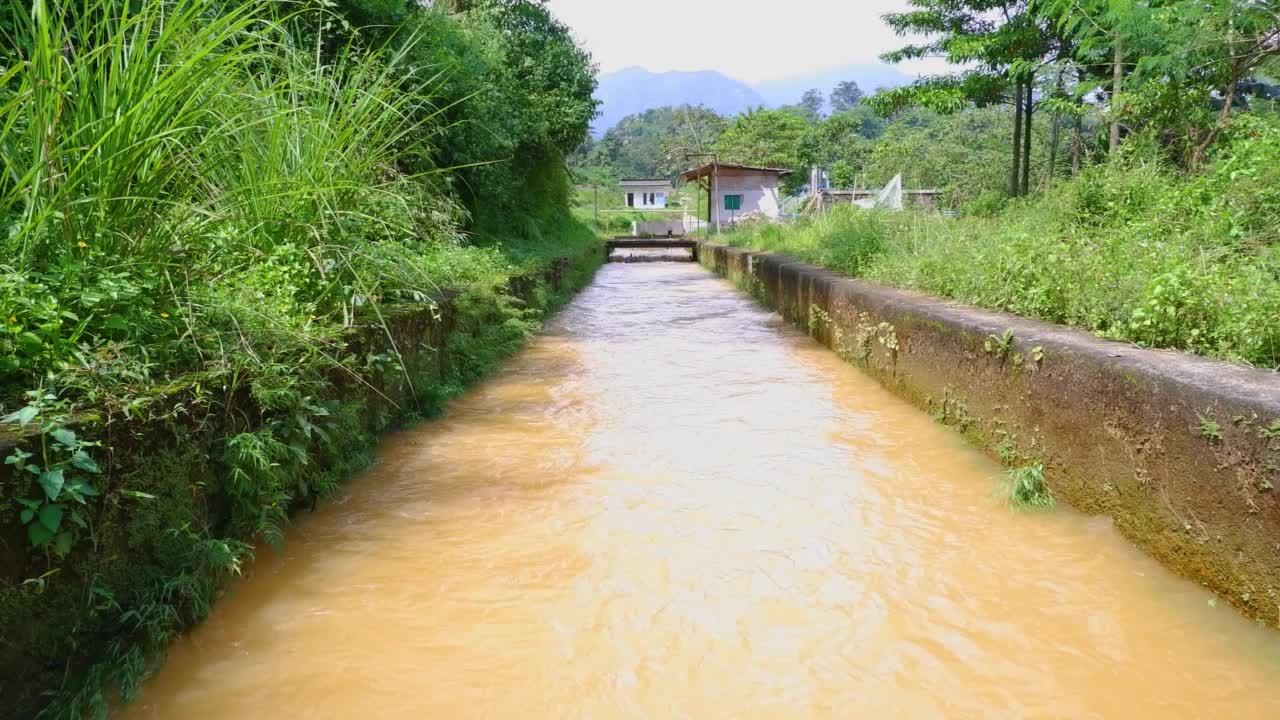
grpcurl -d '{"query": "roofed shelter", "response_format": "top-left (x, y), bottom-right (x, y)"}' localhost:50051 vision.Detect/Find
top-left (679, 163), bottom-right (791, 229)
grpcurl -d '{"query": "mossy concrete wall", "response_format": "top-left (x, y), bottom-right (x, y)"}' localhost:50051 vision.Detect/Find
top-left (0, 253), bottom-right (599, 719)
top-left (701, 242), bottom-right (1280, 623)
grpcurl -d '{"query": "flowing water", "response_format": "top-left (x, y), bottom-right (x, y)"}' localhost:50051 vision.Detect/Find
top-left (122, 261), bottom-right (1280, 719)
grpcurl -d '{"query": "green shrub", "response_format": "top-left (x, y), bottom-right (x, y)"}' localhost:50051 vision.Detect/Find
top-left (960, 190), bottom-right (1010, 218)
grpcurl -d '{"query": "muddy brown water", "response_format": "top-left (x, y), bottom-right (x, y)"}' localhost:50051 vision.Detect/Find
top-left (121, 261), bottom-right (1280, 719)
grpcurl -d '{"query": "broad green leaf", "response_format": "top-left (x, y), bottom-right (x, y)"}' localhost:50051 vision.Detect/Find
top-left (71, 451), bottom-right (101, 474)
top-left (17, 331), bottom-right (42, 353)
top-left (51, 428), bottom-right (77, 447)
top-left (2, 405), bottom-right (39, 426)
top-left (28, 522), bottom-right (53, 547)
top-left (39, 468), bottom-right (65, 500)
top-left (53, 531), bottom-right (73, 557)
top-left (20, 508), bottom-right (34, 524)
top-left (37, 503), bottom-right (63, 532)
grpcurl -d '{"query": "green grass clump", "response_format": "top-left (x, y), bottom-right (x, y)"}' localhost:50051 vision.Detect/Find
top-left (1001, 464), bottom-right (1055, 511)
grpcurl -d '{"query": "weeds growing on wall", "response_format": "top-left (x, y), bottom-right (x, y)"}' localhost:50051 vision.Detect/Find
top-left (723, 115), bottom-right (1280, 370)
top-left (999, 464), bottom-right (1055, 511)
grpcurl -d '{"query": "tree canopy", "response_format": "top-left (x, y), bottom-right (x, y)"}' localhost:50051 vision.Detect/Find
top-left (830, 80), bottom-right (864, 112)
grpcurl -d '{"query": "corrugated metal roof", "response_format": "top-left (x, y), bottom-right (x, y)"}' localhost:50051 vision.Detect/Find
top-left (679, 163), bottom-right (793, 182)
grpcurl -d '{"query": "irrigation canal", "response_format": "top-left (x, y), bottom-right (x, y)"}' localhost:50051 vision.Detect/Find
top-left (122, 259), bottom-right (1280, 718)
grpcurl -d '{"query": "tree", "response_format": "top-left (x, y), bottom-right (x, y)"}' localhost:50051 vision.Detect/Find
top-left (830, 80), bottom-right (864, 112)
top-left (1041, 0), bottom-right (1280, 169)
top-left (585, 105), bottom-right (727, 179)
top-left (874, 0), bottom-right (1060, 197)
top-left (829, 160), bottom-right (857, 188)
top-left (657, 105), bottom-right (729, 177)
top-left (341, 0), bottom-right (598, 236)
top-left (715, 109), bottom-right (811, 192)
top-left (863, 108), bottom-right (1018, 205)
top-left (801, 106), bottom-right (886, 185)
top-left (799, 88), bottom-right (825, 120)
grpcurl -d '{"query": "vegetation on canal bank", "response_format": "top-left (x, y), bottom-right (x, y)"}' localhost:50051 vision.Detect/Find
top-left (720, 116), bottom-right (1280, 371)
top-left (0, 0), bottom-right (601, 716)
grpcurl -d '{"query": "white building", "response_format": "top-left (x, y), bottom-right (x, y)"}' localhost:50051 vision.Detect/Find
top-left (678, 163), bottom-right (791, 227)
top-left (619, 179), bottom-right (670, 209)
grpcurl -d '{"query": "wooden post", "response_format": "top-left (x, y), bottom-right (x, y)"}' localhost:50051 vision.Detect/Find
top-left (712, 163), bottom-right (720, 235)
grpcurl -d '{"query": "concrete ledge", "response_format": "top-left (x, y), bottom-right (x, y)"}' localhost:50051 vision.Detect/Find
top-left (700, 241), bottom-right (1280, 622)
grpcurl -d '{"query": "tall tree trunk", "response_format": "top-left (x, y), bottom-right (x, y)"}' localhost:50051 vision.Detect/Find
top-left (1191, 64), bottom-right (1241, 170)
top-left (1109, 37), bottom-right (1123, 154)
top-left (1010, 77), bottom-right (1024, 197)
top-left (1045, 67), bottom-right (1065, 189)
top-left (1022, 75), bottom-right (1034, 196)
top-left (1072, 119), bottom-right (1084, 175)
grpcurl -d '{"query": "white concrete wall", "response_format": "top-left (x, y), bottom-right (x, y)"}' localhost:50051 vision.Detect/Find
top-left (622, 186), bottom-right (669, 209)
top-left (631, 220), bottom-right (684, 237)
top-left (710, 173), bottom-right (781, 225)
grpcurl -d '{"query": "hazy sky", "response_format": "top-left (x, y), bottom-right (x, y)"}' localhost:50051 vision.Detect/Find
top-left (544, 0), bottom-right (949, 83)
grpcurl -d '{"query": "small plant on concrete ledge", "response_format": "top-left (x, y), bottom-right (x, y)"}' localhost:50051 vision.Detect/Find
top-left (1259, 420), bottom-right (1280, 441)
top-left (1000, 463), bottom-right (1054, 510)
top-left (1198, 415), bottom-right (1224, 443)
top-left (984, 329), bottom-right (1014, 360)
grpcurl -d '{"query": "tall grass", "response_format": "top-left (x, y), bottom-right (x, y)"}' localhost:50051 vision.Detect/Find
top-left (1000, 464), bottom-right (1055, 511)
top-left (721, 208), bottom-right (888, 277)
top-left (0, 0), bottom-right (515, 409)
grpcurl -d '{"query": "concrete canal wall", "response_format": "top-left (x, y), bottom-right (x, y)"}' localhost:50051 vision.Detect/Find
top-left (700, 242), bottom-right (1280, 624)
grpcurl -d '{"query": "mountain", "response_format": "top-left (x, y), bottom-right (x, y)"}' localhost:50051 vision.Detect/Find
top-left (592, 67), bottom-right (766, 137)
top-left (592, 63), bottom-right (923, 136)
top-left (753, 63), bottom-right (917, 110)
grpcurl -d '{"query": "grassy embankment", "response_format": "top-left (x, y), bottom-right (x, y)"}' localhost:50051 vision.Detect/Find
top-left (720, 119), bottom-right (1280, 371)
top-left (0, 1), bottom-right (601, 716)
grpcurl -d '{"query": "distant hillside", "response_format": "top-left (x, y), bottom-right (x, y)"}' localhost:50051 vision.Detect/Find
top-left (753, 63), bottom-right (916, 109)
top-left (592, 64), bottom-right (920, 135)
top-left (593, 67), bottom-right (765, 137)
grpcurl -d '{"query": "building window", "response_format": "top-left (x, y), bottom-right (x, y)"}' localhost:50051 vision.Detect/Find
top-left (724, 194), bottom-right (743, 211)
top-left (626, 192), bottom-right (634, 207)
